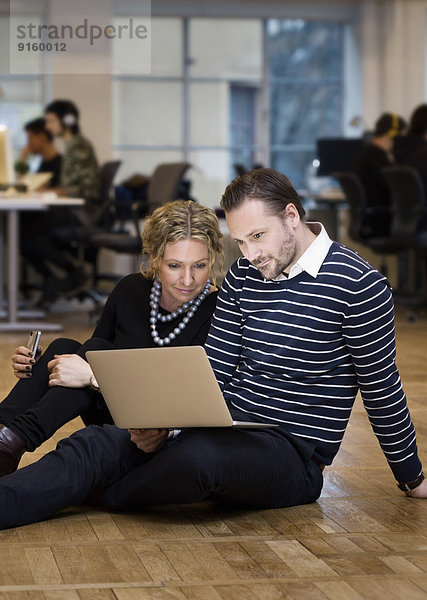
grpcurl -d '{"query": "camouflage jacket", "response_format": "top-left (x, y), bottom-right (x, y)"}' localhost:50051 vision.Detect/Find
top-left (60, 134), bottom-right (100, 202)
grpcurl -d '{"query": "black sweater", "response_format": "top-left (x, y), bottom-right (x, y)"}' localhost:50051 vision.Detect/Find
top-left (92, 274), bottom-right (218, 349)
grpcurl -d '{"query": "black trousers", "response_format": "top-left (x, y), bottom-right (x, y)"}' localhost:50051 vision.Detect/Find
top-left (0, 423), bottom-right (324, 530)
top-left (0, 337), bottom-right (114, 451)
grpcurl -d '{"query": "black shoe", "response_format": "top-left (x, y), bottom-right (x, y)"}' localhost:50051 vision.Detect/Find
top-left (0, 425), bottom-right (26, 476)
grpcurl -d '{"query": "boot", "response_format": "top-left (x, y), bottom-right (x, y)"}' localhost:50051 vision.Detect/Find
top-left (0, 425), bottom-right (26, 476)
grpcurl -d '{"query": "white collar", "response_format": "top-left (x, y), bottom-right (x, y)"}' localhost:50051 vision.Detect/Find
top-left (274, 222), bottom-right (333, 281)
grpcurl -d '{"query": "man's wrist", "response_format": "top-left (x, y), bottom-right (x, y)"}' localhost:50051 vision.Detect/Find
top-left (397, 471), bottom-right (425, 492)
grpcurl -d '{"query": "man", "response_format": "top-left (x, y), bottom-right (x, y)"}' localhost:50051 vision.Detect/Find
top-left (0, 168), bottom-right (424, 530)
top-left (44, 99), bottom-right (100, 203)
top-left (352, 112), bottom-right (407, 236)
top-left (20, 117), bottom-right (62, 187)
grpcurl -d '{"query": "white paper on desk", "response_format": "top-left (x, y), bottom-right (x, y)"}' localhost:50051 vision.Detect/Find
top-left (20, 173), bottom-right (53, 192)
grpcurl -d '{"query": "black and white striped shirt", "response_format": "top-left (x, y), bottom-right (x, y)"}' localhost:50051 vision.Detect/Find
top-left (205, 237), bottom-right (422, 483)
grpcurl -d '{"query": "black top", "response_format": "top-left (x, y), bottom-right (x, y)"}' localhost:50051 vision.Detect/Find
top-left (38, 154), bottom-right (62, 188)
top-left (92, 273), bottom-right (218, 349)
top-left (393, 133), bottom-right (427, 164)
top-left (394, 134), bottom-right (427, 212)
top-left (352, 143), bottom-right (391, 209)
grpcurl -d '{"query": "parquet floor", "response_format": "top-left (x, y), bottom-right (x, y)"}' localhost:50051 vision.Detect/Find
top-left (0, 304), bottom-right (426, 600)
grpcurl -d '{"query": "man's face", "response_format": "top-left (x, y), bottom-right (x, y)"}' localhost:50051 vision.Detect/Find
top-left (26, 131), bottom-right (45, 154)
top-left (44, 112), bottom-right (63, 137)
top-left (225, 199), bottom-right (299, 280)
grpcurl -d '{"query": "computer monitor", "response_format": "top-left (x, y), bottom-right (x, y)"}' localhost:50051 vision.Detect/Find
top-left (0, 125), bottom-right (14, 185)
top-left (316, 137), bottom-right (364, 177)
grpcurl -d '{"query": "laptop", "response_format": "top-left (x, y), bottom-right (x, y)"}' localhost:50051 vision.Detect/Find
top-left (86, 346), bottom-right (278, 429)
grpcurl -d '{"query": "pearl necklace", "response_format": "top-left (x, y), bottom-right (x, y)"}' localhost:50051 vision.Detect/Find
top-left (149, 279), bottom-right (211, 346)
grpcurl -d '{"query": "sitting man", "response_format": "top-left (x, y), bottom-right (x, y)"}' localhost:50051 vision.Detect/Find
top-left (352, 112), bottom-right (407, 237)
top-left (19, 117), bottom-right (62, 187)
top-left (0, 168), bottom-right (425, 530)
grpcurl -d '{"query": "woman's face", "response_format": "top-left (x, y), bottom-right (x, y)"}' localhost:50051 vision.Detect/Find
top-left (157, 238), bottom-right (210, 312)
top-left (44, 112), bottom-right (63, 137)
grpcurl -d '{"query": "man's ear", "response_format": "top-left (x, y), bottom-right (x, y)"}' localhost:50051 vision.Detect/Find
top-left (284, 203), bottom-right (300, 228)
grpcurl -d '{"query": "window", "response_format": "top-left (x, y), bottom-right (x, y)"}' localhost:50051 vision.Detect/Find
top-left (268, 19), bottom-right (345, 188)
top-left (0, 17), bottom-right (43, 159)
top-left (112, 14), bottom-right (350, 206)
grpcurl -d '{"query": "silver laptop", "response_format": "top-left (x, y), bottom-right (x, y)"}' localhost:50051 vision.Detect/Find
top-left (86, 346), bottom-right (278, 429)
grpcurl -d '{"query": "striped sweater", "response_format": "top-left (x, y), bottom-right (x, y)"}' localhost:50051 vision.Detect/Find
top-left (205, 242), bottom-right (422, 483)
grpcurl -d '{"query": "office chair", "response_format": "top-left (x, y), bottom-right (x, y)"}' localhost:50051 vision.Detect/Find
top-left (91, 161), bottom-right (192, 285)
top-left (44, 160), bottom-right (122, 307)
top-left (333, 172), bottom-right (405, 277)
top-left (382, 166), bottom-right (427, 312)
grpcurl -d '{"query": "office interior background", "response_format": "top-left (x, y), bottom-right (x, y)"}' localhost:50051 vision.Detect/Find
top-left (0, 0), bottom-right (426, 212)
top-left (0, 2), bottom-right (427, 597)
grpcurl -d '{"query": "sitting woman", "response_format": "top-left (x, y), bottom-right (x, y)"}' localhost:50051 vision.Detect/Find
top-left (0, 200), bottom-right (223, 476)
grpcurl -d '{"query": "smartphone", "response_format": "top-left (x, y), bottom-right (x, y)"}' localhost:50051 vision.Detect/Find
top-left (26, 330), bottom-right (41, 358)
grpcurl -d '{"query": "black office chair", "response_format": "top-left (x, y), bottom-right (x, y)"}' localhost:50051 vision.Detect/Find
top-left (91, 161), bottom-right (192, 285)
top-left (381, 166), bottom-right (425, 238)
top-left (382, 166), bottom-right (427, 311)
top-left (333, 172), bottom-right (405, 277)
top-left (45, 159), bottom-right (122, 308)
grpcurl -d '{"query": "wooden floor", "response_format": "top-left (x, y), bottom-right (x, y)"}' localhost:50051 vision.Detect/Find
top-left (0, 303), bottom-right (426, 600)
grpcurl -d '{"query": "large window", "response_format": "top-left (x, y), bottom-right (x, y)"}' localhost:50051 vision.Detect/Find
top-left (268, 19), bottom-right (344, 188)
top-left (0, 17), bottom-right (44, 159)
top-left (112, 15), bottom-right (350, 207)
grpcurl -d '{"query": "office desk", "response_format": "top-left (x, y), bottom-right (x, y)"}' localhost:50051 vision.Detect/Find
top-left (0, 194), bottom-right (84, 332)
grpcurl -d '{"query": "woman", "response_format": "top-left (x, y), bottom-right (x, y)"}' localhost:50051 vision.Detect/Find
top-left (0, 200), bottom-right (223, 477)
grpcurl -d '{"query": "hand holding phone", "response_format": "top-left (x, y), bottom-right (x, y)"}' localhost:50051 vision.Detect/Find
top-left (26, 330), bottom-right (41, 359)
top-left (11, 330), bottom-right (42, 379)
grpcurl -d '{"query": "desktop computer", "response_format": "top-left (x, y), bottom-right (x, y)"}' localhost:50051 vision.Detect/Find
top-left (0, 125), bottom-right (14, 185)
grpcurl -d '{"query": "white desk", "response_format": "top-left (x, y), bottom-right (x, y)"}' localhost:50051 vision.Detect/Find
top-left (0, 194), bottom-right (84, 332)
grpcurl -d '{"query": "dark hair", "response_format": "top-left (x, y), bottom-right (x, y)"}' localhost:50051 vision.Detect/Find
top-left (24, 117), bottom-right (53, 141)
top-left (374, 113), bottom-right (407, 137)
top-left (45, 99), bottom-right (80, 135)
top-left (220, 167), bottom-right (306, 219)
top-left (408, 104), bottom-right (427, 136)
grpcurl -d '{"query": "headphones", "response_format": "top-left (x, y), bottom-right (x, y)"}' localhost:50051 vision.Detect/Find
top-left (62, 113), bottom-right (77, 127)
top-left (388, 113), bottom-right (400, 138)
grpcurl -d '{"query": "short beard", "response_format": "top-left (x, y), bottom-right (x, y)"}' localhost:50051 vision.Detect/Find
top-left (254, 224), bottom-right (297, 280)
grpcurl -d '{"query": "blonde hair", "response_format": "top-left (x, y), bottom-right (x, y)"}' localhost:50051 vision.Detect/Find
top-left (141, 200), bottom-right (224, 285)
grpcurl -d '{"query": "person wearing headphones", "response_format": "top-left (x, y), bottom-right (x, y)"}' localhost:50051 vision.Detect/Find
top-left (44, 99), bottom-right (100, 204)
top-left (352, 112), bottom-right (407, 237)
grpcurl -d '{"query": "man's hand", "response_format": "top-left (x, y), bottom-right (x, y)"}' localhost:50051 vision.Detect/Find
top-left (129, 428), bottom-right (169, 453)
top-left (47, 354), bottom-right (93, 388)
top-left (405, 478), bottom-right (427, 498)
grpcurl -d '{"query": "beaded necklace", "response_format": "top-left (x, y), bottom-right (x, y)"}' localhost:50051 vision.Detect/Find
top-left (149, 278), bottom-right (211, 346)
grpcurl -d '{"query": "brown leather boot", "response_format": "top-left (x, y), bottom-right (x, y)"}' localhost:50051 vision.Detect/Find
top-left (0, 425), bottom-right (25, 476)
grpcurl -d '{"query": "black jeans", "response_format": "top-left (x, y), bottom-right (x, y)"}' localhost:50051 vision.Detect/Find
top-left (0, 423), bottom-right (324, 530)
top-left (0, 337), bottom-right (114, 451)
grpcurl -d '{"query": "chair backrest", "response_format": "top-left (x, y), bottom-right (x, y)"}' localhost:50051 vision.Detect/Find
top-left (100, 160), bottom-right (122, 201)
top-left (333, 171), bottom-right (368, 242)
top-left (382, 166), bottom-right (425, 236)
top-left (146, 162), bottom-right (191, 211)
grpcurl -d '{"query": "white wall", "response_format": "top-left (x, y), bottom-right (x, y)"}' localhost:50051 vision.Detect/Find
top-left (359, 0), bottom-right (427, 129)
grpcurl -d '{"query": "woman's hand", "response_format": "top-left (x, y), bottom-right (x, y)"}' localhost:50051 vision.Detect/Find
top-left (47, 354), bottom-right (93, 388)
top-left (11, 344), bottom-right (42, 379)
top-left (129, 428), bottom-right (169, 453)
